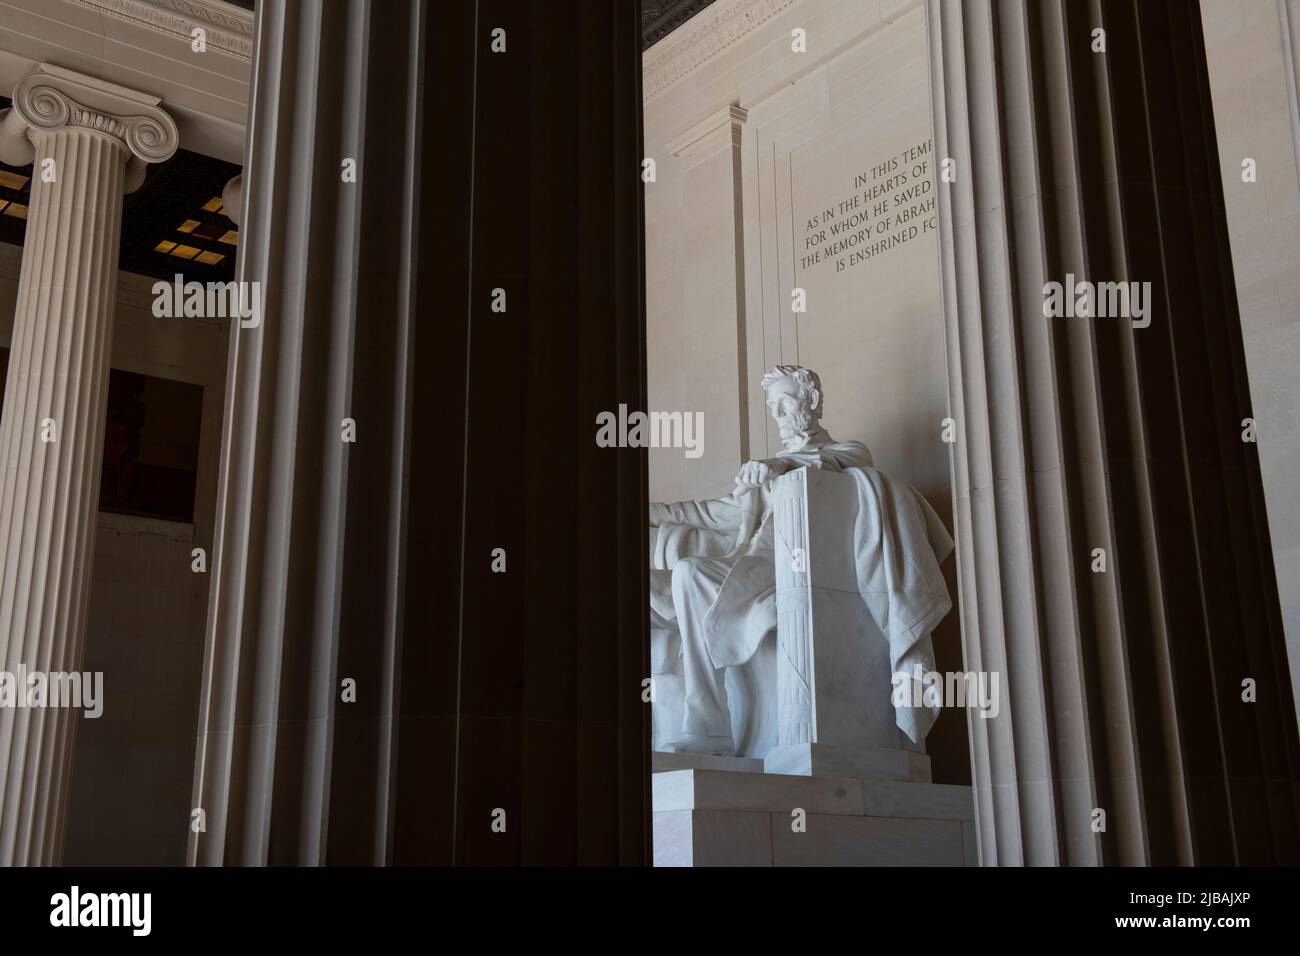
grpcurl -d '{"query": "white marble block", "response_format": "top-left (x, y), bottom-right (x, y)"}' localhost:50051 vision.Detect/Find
top-left (653, 769), bottom-right (976, 867)
top-left (766, 466), bottom-right (928, 780)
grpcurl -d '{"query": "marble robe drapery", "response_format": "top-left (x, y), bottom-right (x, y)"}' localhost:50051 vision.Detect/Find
top-left (651, 439), bottom-right (953, 743)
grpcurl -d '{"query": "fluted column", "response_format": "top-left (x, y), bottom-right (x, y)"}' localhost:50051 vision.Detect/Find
top-left (0, 65), bottom-right (178, 865)
top-left (927, 0), bottom-right (1300, 864)
top-left (190, 0), bottom-right (648, 867)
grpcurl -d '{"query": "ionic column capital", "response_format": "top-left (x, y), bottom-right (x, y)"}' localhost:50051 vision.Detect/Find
top-left (0, 64), bottom-right (179, 192)
top-left (222, 174), bottom-right (243, 226)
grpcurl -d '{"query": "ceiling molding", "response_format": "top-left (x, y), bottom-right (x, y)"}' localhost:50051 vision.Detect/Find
top-left (643, 0), bottom-right (798, 101)
top-left (642, 0), bottom-right (717, 50)
top-left (71, 0), bottom-right (254, 61)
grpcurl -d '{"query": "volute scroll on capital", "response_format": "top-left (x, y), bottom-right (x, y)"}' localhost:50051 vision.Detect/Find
top-left (0, 64), bottom-right (180, 193)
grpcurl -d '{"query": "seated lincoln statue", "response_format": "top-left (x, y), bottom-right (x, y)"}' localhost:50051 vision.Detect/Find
top-left (649, 365), bottom-right (953, 758)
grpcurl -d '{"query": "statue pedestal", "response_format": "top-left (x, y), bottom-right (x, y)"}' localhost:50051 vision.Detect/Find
top-left (652, 769), bottom-right (976, 866)
top-left (763, 742), bottom-right (930, 781)
top-left (652, 752), bottom-right (763, 773)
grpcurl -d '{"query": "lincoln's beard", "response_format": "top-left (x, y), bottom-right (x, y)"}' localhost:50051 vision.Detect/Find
top-left (775, 403), bottom-right (822, 450)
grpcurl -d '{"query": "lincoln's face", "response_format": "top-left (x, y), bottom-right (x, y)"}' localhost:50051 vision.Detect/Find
top-left (765, 375), bottom-right (816, 442)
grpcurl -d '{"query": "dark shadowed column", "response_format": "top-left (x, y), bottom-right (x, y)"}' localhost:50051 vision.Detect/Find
top-left (926, 0), bottom-right (1300, 865)
top-left (190, 0), bottom-right (649, 866)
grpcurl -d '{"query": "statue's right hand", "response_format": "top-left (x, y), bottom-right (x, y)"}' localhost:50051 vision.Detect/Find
top-left (649, 501), bottom-right (672, 527)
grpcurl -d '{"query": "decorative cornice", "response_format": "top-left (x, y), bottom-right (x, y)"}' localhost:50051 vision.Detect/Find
top-left (71, 0), bottom-right (254, 61)
top-left (643, 0), bottom-right (798, 101)
top-left (0, 64), bottom-right (180, 192)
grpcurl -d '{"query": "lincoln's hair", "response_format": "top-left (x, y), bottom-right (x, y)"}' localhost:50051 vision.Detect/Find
top-left (761, 365), bottom-right (823, 418)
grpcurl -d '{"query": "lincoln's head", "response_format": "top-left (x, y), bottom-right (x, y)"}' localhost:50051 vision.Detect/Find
top-left (761, 365), bottom-right (824, 448)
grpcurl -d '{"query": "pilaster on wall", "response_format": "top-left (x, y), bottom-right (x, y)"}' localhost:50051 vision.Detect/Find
top-left (660, 104), bottom-right (750, 495)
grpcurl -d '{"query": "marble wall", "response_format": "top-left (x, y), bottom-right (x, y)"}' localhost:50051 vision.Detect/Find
top-left (1201, 0), bottom-right (1300, 719)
